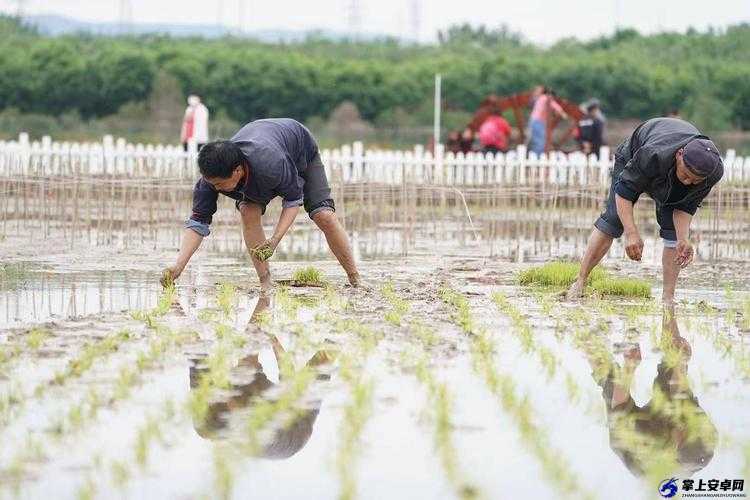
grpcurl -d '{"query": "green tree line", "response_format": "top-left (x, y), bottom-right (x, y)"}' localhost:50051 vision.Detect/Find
top-left (1, 16), bottom-right (749, 131)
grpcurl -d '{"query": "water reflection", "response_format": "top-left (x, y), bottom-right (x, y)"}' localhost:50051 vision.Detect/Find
top-left (587, 308), bottom-right (717, 477)
top-left (189, 297), bottom-right (334, 459)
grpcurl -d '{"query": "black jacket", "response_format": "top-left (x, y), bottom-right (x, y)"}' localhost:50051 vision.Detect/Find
top-left (614, 118), bottom-right (723, 215)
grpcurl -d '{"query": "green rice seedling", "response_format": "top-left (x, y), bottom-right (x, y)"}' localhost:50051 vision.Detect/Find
top-left (410, 354), bottom-right (479, 500)
top-left (52, 330), bottom-right (132, 386)
top-left (291, 266), bottom-right (325, 286)
top-left (76, 477), bottom-right (96, 500)
top-left (134, 417), bottom-right (163, 468)
top-left (0, 263), bottom-right (31, 291)
top-left (250, 244), bottom-right (274, 261)
top-left (381, 282), bottom-right (410, 325)
top-left (25, 328), bottom-right (50, 350)
top-left (519, 261), bottom-right (651, 298)
top-left (213, 445), bottom-right (234, 500)
top-left (590, 277), bottom-right (651, 298)
top-left (335, 360), bottom-right (374, 500)
top-left (442, 288), bottom-right (595, 500)
top-left (519, 262), bottom-right (605, 287)
top-left (161, 268), bottom-right (175, 289)
top-left (216, 283), bottom-right (237, 318)
top-left (110, 460), bottom-right (131, 488)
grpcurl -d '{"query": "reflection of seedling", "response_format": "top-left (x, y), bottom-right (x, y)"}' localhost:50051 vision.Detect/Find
top-left (441, 287), bottom-right (594, 499)
top-left (250, 244), bottom-right (274, 261)
top-left (335, 360), bottom-right (374, 500)
top-left (412, 354), bottom-right (479, 500)
top-left (291, 267), bottom-right (325, 286)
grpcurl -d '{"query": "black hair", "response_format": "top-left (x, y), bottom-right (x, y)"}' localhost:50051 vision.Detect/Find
top-left (197, 140), bottom-right (245, 178)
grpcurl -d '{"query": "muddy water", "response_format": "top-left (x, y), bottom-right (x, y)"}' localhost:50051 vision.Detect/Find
top-left (1, 206), bottom-right (750, 499)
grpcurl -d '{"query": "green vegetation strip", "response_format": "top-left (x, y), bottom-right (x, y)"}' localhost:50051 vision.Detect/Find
top-left (519, 262), bottom-right (651, 298)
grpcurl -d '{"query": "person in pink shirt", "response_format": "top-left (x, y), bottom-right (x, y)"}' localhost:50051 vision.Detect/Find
top-left (478, 114), bottom-right (512, 153)
top-left (527, 86), bottom-right (568, 155)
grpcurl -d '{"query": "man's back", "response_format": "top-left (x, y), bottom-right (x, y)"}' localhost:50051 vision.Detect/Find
top-left (230, 118), bottom-right (318, 174)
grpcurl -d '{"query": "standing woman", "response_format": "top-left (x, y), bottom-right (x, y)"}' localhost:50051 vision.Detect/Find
top-left (527, 86), bottom-right (568, 155)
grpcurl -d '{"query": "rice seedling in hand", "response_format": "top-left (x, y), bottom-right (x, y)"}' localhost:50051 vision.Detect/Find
top-left (251, 243), bottom-right (274, 262)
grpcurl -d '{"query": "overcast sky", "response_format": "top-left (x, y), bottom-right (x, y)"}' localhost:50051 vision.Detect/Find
top-left (1, 0), bottom-right (748, 44)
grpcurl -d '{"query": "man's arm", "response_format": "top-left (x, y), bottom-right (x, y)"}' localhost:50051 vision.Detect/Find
top-left (615, 193), bottom-right (644, 261)
top-left (162, 179), bottom-right (217, 286)
top-left (163, 229), bottom-right (204, 286)
top-left (673, 209), bottom-right (694, 267)
top-left (268, 205), bottom-right (300, 248)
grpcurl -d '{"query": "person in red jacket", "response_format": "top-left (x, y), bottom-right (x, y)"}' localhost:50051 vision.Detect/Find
top-left (478, 114), bottom-right (512, 154)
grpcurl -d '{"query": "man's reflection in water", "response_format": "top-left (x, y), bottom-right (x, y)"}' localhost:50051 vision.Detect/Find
top-left (586, 306), bottom-right (717, 477)
top-left (189, 295), bottom-right (334, 459)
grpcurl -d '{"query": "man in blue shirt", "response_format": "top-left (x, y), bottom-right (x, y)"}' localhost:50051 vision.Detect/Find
top-left (162, 118), bottom-right (361, 290)
top-left (566, 118), bottom-right (723, 304)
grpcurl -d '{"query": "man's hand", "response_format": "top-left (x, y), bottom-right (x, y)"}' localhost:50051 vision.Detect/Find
top-left (624, 230), bottom-right (644, 261)
top-left (251, 236), bottom-right (280, 262)
top-left (675, 239), bottom-right (694, 268)
top-left (160, 265), bottom-right (182, 288)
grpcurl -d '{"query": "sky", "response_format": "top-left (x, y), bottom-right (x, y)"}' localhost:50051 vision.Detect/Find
top-left (1, 0), bottom-right (748, 44)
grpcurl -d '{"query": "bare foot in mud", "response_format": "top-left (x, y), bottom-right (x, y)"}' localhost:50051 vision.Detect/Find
top-left (346, 272), bottom-right (371, 290)
top-left (565, 280), bottom-right (585, 300)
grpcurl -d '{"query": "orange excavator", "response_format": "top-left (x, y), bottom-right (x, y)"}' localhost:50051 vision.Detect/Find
top-left (468, 91), bottom-right (584, 152)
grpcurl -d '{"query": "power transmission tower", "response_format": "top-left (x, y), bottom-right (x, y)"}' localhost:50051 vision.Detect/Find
top-left (15, 0), bottom-right (27, 18)
top-left (408, 0), bottom-right (421, 42)
top-left (118, 0), bottom-right (133, 34)
top-left (346, 0), bottom-right (362, 39)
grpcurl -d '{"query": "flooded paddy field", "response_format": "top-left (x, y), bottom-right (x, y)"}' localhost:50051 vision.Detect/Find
top-left (2, 184), bottom-right (750, 499)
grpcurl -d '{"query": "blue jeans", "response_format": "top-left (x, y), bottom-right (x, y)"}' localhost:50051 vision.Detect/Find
top-left (528, 119), bottom-right (546, 155)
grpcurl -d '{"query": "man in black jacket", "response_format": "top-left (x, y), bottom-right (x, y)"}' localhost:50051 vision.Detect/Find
top-left (566, 117), bottom-right (723, 304)
top-left (162, 118), bottom-right (361, 290)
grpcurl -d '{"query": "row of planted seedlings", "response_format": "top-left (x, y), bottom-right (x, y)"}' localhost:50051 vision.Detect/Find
top-left (310, 285), bottom-right (380, 500)
top-left (86, 276), bottom-right (377, 500)
top-left (381, 282), bottom-right (480, 500)
top-left (437, 286), bottom-right (596, 500)
top-left (0, 285), bottom-right (191, 496)
top-left (516, 262), bottom-right (723, 486)
top-left (62, 282), bottom-right (323, 499)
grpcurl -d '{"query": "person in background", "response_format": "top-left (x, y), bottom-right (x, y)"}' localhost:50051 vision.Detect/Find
top-left (459, 127), bottom-right (476, 154)
top-left (180, 95), bottom-right (210, 151)
top-left (478, 114), bottom-right (512, 154)
top-left (577, 99), bottom-right (606, 158)
top-left (446, 130), bottom-right (462, 154)
top-left (527, 86), bottom-right (568, 155)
